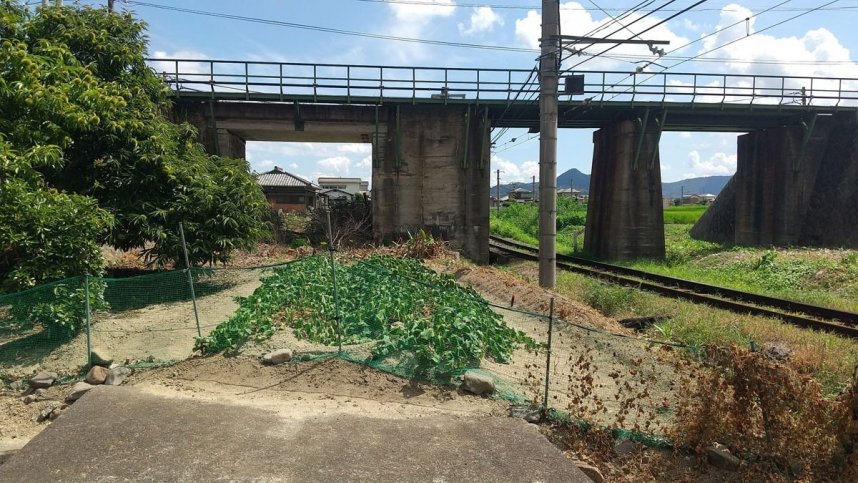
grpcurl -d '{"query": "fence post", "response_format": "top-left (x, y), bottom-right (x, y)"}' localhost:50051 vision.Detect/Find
top-left (84, 274), bottom-right (92, 369)
top-left (179, 223), bottom-right (202, 338)
top-left (326, 209), bottom-right (343, 354)
top-left (542, 297), bottom-right (555, 418)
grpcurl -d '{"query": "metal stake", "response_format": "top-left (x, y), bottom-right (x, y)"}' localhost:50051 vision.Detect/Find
top-left (542, 297), bottom-right (555, 417)
top-left (179, 223), bottom-right (202, 338)
top-left (84, 274), bottom-right (92, 368)
top-left (326, 209), bottom-right (343, 354)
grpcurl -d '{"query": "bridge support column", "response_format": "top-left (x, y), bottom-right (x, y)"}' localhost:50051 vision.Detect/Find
top-left (693, 111), bottom-right (858, 247)
top-left (372, 105), bottom-right (490, 262)
top-left (584, 119), bottom-right (665, 260)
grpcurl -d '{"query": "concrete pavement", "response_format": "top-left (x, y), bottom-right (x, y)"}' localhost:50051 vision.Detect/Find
top-left (0, 385), bottom-right (590, 482)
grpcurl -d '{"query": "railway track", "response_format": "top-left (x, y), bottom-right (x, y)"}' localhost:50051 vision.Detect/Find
top-left (489, 235), bottom-right (858, 338)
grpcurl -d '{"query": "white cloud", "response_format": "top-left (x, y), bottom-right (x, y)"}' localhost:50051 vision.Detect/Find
top-left (317, 156), bottom-right (352, 174)
top-left (491, 155), bottom-right (539, 184)
top-left (693, 4), bottom-right (858, 103)
top-left (514, 2), bottom-right (689, 70)
top-left (148, 50), bottom-right (208, 75)
top-left (390, 0), bottom-right (456, 21)
top-left (458, 6), bottom-right (503, 36)
top-left (385, 0), bottom-right (457, 62)
top-left (684, 150), bottom-right (737, 178)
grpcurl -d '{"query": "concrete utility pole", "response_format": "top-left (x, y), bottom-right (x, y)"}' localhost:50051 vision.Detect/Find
top-left (108, 0), bottom-right (115, 12)
top-left (538, 0), bottom-right (560, 288)
top-left (532, 175), bottom-right (537, 203)
top-left (496, 169), bottom-right (501, 215)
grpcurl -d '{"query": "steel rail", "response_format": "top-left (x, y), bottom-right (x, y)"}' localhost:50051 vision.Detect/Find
top-left (489, 235), bottom-right (858, 338)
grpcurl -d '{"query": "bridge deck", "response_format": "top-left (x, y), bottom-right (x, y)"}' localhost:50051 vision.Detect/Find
top-left (152, 59), bottom-right (858, 132)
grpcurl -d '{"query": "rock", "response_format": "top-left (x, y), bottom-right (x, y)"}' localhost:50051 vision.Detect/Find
top-left (707, 444), bottom-right (741, 471)
top-left (90, 349), bottom-right (113, 367)
top-left (262, 349), bottom-right (293, 365)
top-left (65, 382), bottom-right (94, 402)
top-left (573, 461), bottom-right (604, 483)
top-left (508, 405), bottom-right (542, 423)
top-left (9, 380), bottom-right (26, 392)
top-left (105, 367), bottom-right (133, 386)
top-left (22, 395), bottom-right (36, 404)
top-left (614, 439), bottom-right (637, 455)
top-left (460, 371), bottom-right (495, 396)
top-left (763, 341), bottom-right (791, 361)
top-left (28, 372), bottom-right (57, 389)
top-left (36, 406), bottom-right (57, 423)
top-left (48, 409), bottom-right (60, 421)
top-left (84, 365), bottom-right (109, 385)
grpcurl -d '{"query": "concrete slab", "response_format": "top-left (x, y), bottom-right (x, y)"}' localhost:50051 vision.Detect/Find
top-left (0, 386), bottom-right (590, 482)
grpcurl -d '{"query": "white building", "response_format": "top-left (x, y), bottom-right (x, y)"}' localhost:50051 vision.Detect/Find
top-left (317, 177), bottom-right (368, 196)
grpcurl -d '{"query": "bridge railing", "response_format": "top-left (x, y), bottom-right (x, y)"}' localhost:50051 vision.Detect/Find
top-left (147, 58), bottom-right (858, 108)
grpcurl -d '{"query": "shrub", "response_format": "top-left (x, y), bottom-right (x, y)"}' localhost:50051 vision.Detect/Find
top-left (7, 278), bottom-right (109, 339)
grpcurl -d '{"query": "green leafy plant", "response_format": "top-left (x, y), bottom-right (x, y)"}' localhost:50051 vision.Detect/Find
top-left (197, 255), bottom-right (536, 379)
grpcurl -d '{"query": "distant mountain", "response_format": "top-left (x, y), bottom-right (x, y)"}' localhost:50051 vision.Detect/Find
top-left (490, 169), bottom-right (732, 200)
top-left (661, 176), bottom-right (731, 199)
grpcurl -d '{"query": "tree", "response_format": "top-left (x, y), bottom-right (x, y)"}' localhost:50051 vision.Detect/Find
top-left (0, 1), bottom-right (269, 291)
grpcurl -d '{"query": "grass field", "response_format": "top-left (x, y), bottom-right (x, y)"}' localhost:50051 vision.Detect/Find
top-left (662, 204), bottom-right (707, 224)
top-left (490, 201), bottom-right (858, 313)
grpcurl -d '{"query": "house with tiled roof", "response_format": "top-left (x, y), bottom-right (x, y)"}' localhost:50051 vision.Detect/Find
top-left (256, 167), bottom-right (319, 213)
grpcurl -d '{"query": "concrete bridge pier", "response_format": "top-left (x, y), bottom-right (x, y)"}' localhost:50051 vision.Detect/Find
top-left (584, 118), bottom-right (665, 260)
top-left (373, 105), bottom-right (490, 262)
top-left (692, 111), bottom-right (858, 247)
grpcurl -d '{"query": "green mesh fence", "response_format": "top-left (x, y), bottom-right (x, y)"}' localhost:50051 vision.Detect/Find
top-left (0, 251), bottom-right (684, 447)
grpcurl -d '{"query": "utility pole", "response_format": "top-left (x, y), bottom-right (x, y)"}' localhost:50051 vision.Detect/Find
top-left (496, 169), bottom-right (501, 216)
top-left (538, 0), bottom-right (560, 288)
top-left (532, 175), bottom-right (537, 203)
top-left (108, 0), bottom-right (115, 12)
top-left (681, 185), bottom-right (685, 205)
top-left (536, 3), bottom-right (669, 288)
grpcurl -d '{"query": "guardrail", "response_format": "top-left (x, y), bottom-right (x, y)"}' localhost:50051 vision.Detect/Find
top-left (146, 58), bottom-right (858, 108)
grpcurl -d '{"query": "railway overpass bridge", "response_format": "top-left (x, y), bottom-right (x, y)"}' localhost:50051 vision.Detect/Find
top-left (152, 58), bottom-right (858, 262)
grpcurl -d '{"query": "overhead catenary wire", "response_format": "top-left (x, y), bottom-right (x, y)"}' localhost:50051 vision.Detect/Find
top-left (351, 0), bottom-right (858, 13)
top-left (564, 0), bottom-right (710, 71)
top-left (127, 1), bottom-right (540, 53)
top-left (602, 0), bottom-right (840, 102)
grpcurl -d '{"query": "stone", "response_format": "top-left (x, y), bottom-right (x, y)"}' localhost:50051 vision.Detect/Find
top-left (65, 382), bottom-right (94, 402)
top-left (508, 405), bottom-right (542, 423)
top-left (707, 444), bottom-right (741, 471)
top-left (9, 380), bottom-right (26, 392)
top-left (614, 439), bottom-right (637, 455)
top-left (22, 395), bottom-right (36, 405)
top-left (84, 366), bottom-right (109, 385)
top-left (763, 341), bottom-right (791, 362)
top-left (262, 349), bottom-right (293, 365)
top-left (460, 371), bottom-right (495, 396)
top-left (48, 410), bottom-right (60, 421)
top-left (105, 367), bottom-right (133, 386)
top-left (90, 349), bottom-right (113, 367)
top-left (572, 461), bottom-right (604, 483)
top-left (28, 372), bottom-right (57, 389)
top-left (36, 406), bottom-right (56, 423)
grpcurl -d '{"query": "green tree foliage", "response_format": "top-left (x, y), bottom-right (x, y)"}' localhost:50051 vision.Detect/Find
top-left (0, 1), bottom-right (269, 291)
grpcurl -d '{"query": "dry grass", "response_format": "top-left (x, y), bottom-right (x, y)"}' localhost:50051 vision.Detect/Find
top-left (500, 259), bottom-right (858, 396)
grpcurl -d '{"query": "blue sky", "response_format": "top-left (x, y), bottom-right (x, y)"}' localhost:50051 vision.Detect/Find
top-left (61, 1), bottom-right (858, 185)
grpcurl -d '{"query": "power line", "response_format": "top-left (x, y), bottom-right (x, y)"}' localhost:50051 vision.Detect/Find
top-left (603, 0), bottom-right (842, 102)
top-left (565, 0), bottom-right (710, 71)
top-left (351, 0), bottom-right (858, 13)
top-left (127, 1), bottom-right (539, 53)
